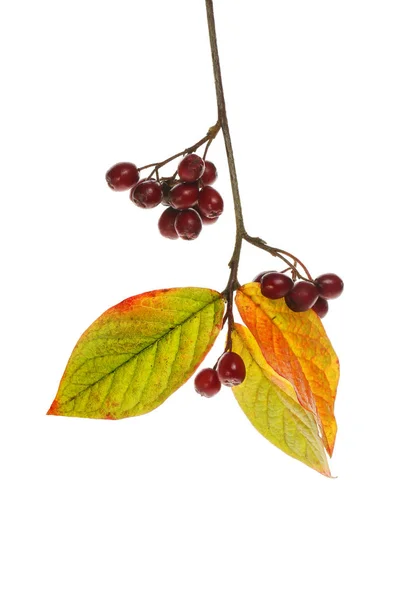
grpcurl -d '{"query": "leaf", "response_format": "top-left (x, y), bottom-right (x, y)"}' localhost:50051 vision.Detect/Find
top-left (236, 283), bottom-right (339, 456)
top-left (231, 324), bottom-right (331, 476)
top-left (48, 288), bottom-right (224, 419)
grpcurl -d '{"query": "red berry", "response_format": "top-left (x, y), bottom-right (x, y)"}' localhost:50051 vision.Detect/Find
top-left (315, 273), bottom-right (344, 300)
top-left (158, 207), bottom-right (179, 240)
top-left (261, 272), bottom-right (294, 299)
top-left (285, 281), bottom-right (319, 312)
top-left (178, 154), bottom-right (205, 182)
top-left (170, 183), bottom-right (199, 209)
top-left (106, 162), bottom-right (139, 191)
top-left (197, 186), bottom-right (224, 218)
top-left (201, 160), bottom-right (218, 185)
top-left (217, 352), bottom-right (246, 387)
top-left (252, 270), bottom-right (276, 283)
top-left (194, 368), bottom-right (221, 397)
top-left (174, 208), bottom-right (202, 240)
top-left (312, 297), bottom-right (329, 318)
top-left (130, 180), bottom-right (162, 208)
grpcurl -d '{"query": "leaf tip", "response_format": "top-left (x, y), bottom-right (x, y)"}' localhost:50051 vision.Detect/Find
top-left (47, 399), bottom-right (60, 416)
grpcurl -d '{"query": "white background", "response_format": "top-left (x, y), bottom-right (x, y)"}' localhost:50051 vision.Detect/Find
top-left (1, 0), bottom-right (399, 598)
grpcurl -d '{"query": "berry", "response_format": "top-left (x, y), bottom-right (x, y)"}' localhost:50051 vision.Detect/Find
top-left (201, 160), bottom-right (218, 185)
top-left (174, 208), bottom-right (202, 240)
top-left (106, 162), bottom-right (139, 191)
top-left (315, 273), bottom-right (344, 300)
top-left (197, 186), bottom-right (224, 218)
top-left (252, 270), bottom-right (276, 283)
top-left (261, 272), bottom-right (293, 299)
top-left (130, 180), bottom-right (162, 208)
top-left (194, 368), bottom-right (221, 397)
top-left (158, 207), bottom-right (179, 240)
top-left (217, 352), bottom-right (246, 387)
top-left (312, 297), bottom-right (329, 318)
top-left (285, 281), bottom-right (319, 312)
top-left (170, 183), bottom-right (199, 209)
top-left (178, 154), bottom-right (205, 182)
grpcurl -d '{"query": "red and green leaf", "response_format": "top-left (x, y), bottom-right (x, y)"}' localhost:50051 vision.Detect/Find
top-left (48, 287), bottom-right (224, 420)
top-left (231, 323), bottom-right (331, 476)
top-left (236, 283), bottom-right (339, 456)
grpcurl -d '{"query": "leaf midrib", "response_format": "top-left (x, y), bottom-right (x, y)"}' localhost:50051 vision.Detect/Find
top-left (63, 294), bottom-right (223, 404)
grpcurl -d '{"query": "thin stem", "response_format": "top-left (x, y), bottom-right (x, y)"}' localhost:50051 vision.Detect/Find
top-left (243, 234), bottom-right (312, 281)
top-left (272, 248), bottom-right (312, 280)
top-left (205, 0), bottom-right (245, 247)
top-left (205, 0), bottom-right (245, 350)
top-left (138, 123), bottom-right (220, 178)
top-left (202, 137), bottom-right (213, 159)
top-left (204, 0), bottom-right (314, 347)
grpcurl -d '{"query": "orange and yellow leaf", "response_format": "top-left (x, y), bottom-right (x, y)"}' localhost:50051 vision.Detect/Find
top-left (236, 283), bottom-right (339, 455)
top-left (48, 288), bottom-right (224, 419)
top-left (232, 324), bottom-right (330, 476)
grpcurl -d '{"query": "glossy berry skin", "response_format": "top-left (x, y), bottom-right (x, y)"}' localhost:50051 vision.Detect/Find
top-left (106, 162), bottom-right (139, 191)
top-left (174, 208), bottom-right (202, 240)
top-left (201, 160), bottom-right (218, 185)
top-left (285, 281), bottom-right (319, 312)
top-left (158, 207), bottom-right (179, 240)
top-left (252, 270), bottom-right (276, 283)
top-left (170, 183), bottom-right (199, 209)
top-left (194, 368), bottom-right (221, 397)
top-left (261, 272), bottom-right (294, 299)
top-left (312, 297), bottom-right (329, 318)
top-left (178, 154), bottom-right (205, 183)
top-left (217, 352), bottom-right (246, 387)
top-left (130, 180), bottom-right (162, 208)
top-left (197, 186), bottom-right (224, 218)
top-left (315, 273), bottom-right (344, 300)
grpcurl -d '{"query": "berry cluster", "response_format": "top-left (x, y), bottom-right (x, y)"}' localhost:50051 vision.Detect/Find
top-left (106, 154), bottom-right (223, 241)
top-left (253, 271), bottom-right (343, 318)
top-left (194, 351), bottom-right (246, 398)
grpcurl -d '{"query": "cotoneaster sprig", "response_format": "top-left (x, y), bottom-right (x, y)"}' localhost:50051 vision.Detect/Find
top-left (48, 0), bottom-right (343, 476)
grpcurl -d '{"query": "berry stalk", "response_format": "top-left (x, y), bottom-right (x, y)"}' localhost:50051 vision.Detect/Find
top-left (138, 122), bottom-right (220, 181)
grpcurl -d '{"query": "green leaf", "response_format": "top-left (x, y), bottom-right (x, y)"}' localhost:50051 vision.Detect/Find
top-left (48, 288), bottom-right (225, 419)
top-left (231, 324), bottom-right (331, 476)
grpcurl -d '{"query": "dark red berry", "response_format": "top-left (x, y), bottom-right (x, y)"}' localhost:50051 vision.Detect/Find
top-left (201, 160), bottom-right (218, 185)
top-left (158, 207), bottom-right (180, 240)
top-left (217, 352), bottom-right (246, 387)
top-left (130, 180), bottom-right (162, 208)
top-left (170, 183), bottom-right (199, 209)
top-left (312, 297), bottom-right (329, 318)
top-left (178, 154), bottom-right (205, 183)
top-left (314, 273), bottom-right (344, 300)
top-left (174, 208), bottom-right (202, 240)
top-left (285, 281), bottom-right (319, 312)
top-left (252, 270), bottom-right (276, 283)
top-left (261, 272), bottom-right (294, 299)
top-left (194, 368), bottom-right (221, 397)
top-left (106, 162), bottom-right (139, 191)
top-left (197, 186), bottom-right (224, 218)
